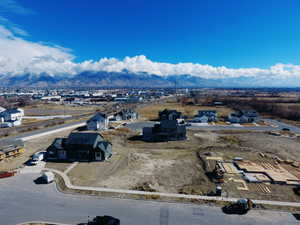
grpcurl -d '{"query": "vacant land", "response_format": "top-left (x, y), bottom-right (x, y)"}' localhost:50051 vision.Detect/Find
top-left (24, 103), bottom-right (99, 116)
top-left (65, 127), bottom-right (300, 202)
top-left (137, 101), bottom-right (233, 120)
top-left (68, 128), bottom-right (214, 195)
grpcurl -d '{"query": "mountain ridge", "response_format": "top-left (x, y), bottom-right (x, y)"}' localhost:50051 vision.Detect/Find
top-left (0, 71), bottom-right (298, 87)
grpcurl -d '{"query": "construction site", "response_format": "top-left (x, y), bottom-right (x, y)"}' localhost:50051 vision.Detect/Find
top-left (44, 99), bottom-right (300, 203)
top-left (1, 100), bottom-right (300, 203)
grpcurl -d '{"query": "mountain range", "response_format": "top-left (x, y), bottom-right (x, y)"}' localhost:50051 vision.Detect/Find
top-left (0, 71), bottom-right (297, 88)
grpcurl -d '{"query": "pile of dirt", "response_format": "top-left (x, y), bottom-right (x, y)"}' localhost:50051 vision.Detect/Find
top-left (132, 182), bottom-right (157, 192)
top-left (178, 186), bottom-right (204, 195)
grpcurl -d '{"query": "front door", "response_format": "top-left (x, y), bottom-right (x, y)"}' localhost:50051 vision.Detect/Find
top-left (95, 152), bottom-right (102, 161)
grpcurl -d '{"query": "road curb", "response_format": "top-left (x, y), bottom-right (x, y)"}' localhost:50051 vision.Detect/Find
top-left (44, 168), bottom-right (300, 208)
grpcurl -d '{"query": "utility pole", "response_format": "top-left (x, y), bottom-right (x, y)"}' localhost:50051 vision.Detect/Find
top-left (174, 80), bottom-right (178, 102)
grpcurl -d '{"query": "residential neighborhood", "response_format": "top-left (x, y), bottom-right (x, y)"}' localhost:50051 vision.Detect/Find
top-left (2, 1), bottom-right (300, 224)
top-left (0, 87), bottom-right (300, 225)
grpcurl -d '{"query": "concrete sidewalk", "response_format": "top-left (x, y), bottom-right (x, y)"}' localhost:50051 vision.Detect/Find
top-left (44, 168), bottom-right (300, 208)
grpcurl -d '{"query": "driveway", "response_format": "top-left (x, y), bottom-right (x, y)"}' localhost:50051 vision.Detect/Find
top-left (0, 174), bottom-right (299, 225)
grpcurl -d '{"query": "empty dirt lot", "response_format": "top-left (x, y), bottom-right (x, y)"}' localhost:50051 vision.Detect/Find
top-left (68, 128), bottom-right (214, 195)
top-left (66, 127), bottom-right (300, 202)
top-left (136, 101), bottom-right (233, 120)
top-left (24, 103), bottom-right (100, 116)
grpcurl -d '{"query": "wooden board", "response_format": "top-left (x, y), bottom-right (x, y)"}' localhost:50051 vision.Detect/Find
top-left (222, 163), bottom-right (239, 174)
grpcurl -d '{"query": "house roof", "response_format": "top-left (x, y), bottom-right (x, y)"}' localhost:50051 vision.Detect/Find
top-left (97, 141), bottom-right (112, 154)
top-left (160, 109), bottom-right (179, 113)
top-left (67, 132), bottom-right (103, 146)
top-left (231, 109), bottom-right (259, 118)
top-left (87, 112), bottom-right (107, 122)
top-left (159, 109), bottom-right (181, 116)
top-left (53, 138), bottom-right (67, 150)
top-left (198, 110), bottom-right (216, 113)
top-left (0, 107), bottom-right (6, 112)
top-left (115, 108), bottom-right (136, 117)
top-left (4, 108), bottom-right (22, 114)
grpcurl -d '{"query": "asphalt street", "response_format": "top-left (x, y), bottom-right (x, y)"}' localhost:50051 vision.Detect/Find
top-left (0, 174), bottom-right (299, 225)
top-left (125, 119), bottom-right (300, 134)
top-left (0, 120), bottom-right (85, 143)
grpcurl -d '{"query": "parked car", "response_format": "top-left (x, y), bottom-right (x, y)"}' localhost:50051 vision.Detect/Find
top-left (41, 172), bottom-right (54, 184)
top-left (87, 215), bottom-right (120, 225)
top-left (30, 152), bottom-right (45, 165)
top-left (34, 171), bottom-right (54, 184)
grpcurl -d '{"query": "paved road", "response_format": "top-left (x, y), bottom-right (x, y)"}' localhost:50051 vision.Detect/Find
top-left (24, 115), bottom-right (72, 120)
top-left (264, 119), bottom-right (300, 134)
top-left (126, 121), bottom-right (157, 131)
top-left (0, 174), bottom-right (299, 225)
top-left (0, 120), bottom-right (85, 143)
top-left (126, 119), bottom-right (300, 134)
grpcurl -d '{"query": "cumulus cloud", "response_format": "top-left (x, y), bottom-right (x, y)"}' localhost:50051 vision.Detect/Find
top-left (75, 55), bottom-right (300, 79)
top-left (0, 25), bottom-right (77, 77)
top-left (1, 1), bottom-right (300, 83)
top-left (1, 23), bottom-right (300, 80)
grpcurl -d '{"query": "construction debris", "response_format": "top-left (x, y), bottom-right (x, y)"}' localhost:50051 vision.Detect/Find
top-left (234, 179), bottom-right (249, 191)
top-left (235, 160), bottom-right (300, 184)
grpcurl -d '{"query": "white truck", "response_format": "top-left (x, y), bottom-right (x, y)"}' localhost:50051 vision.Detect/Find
top-left (41, 172), bottom-right (54, 184)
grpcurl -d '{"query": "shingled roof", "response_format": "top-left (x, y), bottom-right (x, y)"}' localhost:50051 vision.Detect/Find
top-left (67, 132), bottom-right (104, 146)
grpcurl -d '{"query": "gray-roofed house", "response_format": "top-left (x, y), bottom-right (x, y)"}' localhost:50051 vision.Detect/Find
top-left (228, 109), bottom-right (259, 123)
top-left (113, 109), bottom-right (138, 121)
top-left (46, 132), bottom-right (112, 162)
top-left (86, 112), bottom-right (108, 130)
top-left (194, 110), bottom-right (218, 123)
top-left (158, 109), bottom-right (182, 121)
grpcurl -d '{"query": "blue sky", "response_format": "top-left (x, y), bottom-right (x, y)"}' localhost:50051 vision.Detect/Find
top-left (3, 0), bottom-right (299, 68)
top-left (1, 0), bottom-right (300, 81)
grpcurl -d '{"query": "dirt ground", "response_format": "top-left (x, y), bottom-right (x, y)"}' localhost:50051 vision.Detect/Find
top-left (68, 128), bottom-right (214, 195)
top-left (67, 127), bottom-right (300, 202)
top-left (137, 102), bottom-right (233, 120)
top-left (24, 103), bottom-right (100, 116)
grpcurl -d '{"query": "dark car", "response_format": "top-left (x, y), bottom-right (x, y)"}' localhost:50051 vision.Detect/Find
top-left (87, 215), bottom-right (120, 225)
top-left (282, 128), bottom-right (290, 131)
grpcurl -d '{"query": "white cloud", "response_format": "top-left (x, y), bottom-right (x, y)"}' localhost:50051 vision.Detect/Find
top-left (1, 24), bottom-right (300, 80)
top-left (0, 25), bottom-right (76, 77)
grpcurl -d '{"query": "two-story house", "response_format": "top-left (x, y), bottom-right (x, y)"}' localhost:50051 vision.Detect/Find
top-left (86, 112), bottom-right (109, 130)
